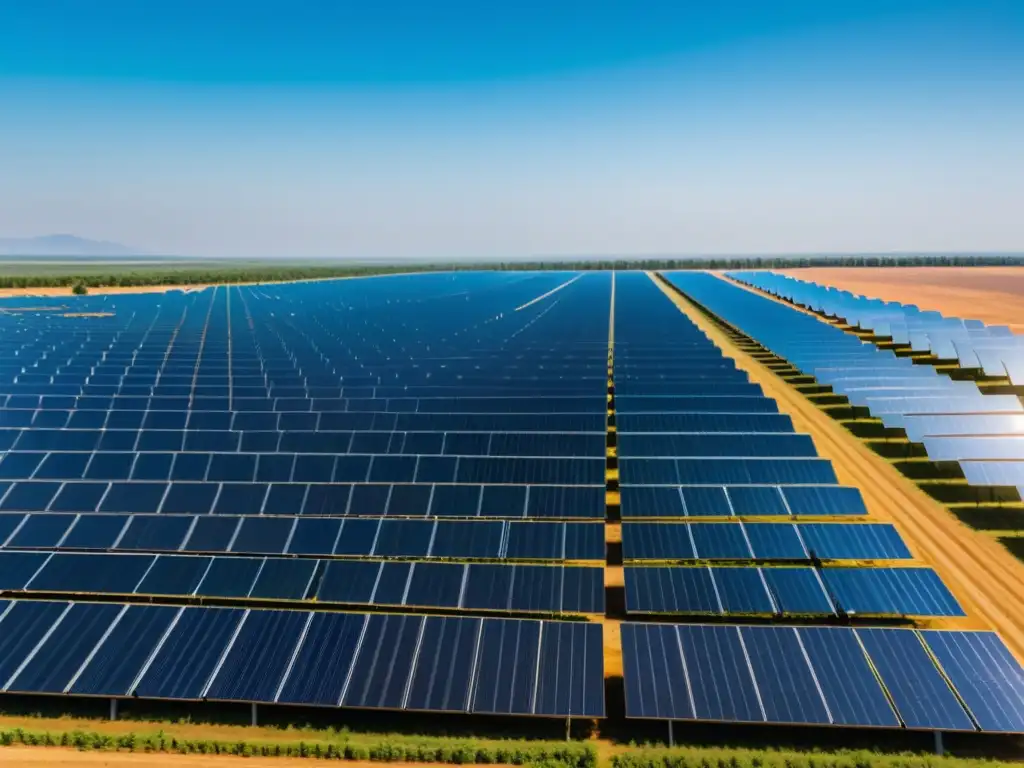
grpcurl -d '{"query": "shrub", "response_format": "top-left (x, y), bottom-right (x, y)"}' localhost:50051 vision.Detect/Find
top-left (71, 282), bottom-right (88, 295)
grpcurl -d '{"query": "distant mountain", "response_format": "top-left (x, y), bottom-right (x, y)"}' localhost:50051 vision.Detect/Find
top-left (0, 235), bottom-right (141, 257)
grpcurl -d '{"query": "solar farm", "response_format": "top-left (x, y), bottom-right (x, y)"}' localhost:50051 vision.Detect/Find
top-left (1, 269), bottom-right (1024, 760)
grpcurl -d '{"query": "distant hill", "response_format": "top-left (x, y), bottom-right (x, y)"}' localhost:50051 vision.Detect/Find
top-left (0, 235), bottom-right (141, 257)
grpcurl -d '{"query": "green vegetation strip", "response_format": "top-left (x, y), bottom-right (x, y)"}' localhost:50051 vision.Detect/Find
top-left (3, 729), bottom-right (1022, 768)
top-left (611, 746), bottom-right (1016, 768)
top-left (2, 254), bottom-right (1024, 290)
top-left (0, 726), bottom-right (596, 766)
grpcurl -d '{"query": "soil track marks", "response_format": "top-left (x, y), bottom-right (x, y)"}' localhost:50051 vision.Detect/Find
top-left (649, 272), bottom-right (1024, 662)
top-left (0, 746), bottom-right (428, 768)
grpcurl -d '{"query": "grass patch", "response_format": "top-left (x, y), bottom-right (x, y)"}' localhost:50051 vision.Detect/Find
top-left (0, 725), bottom-right (596, 766)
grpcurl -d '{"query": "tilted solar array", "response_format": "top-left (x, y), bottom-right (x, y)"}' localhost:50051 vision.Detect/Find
top-left (625, 270), bottom-right (1024, 733)
top-left (0, 599), bottom-right (603, 717)
top-left (623, 622), bottom-right (1024, 732)
top-left (725, 271), bottom-right (1024, 498)
top-left (0, 271), bottom-right (612, 717)
top-left (738, 271), bottom-right (1024, 381)
top-left (612, 273), bottom-right (959, 620)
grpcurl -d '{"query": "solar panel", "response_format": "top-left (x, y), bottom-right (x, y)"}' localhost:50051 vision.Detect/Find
top-left (855, 628), bottom-right (974, 731)
top-left (621, 621), bottom-right (1023, 731)
top-left (921, 630), bottom-right (1024, 733)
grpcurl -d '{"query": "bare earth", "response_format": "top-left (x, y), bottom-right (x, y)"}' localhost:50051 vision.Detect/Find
top-left (0, 285), bottom-right (216, 298)
top-left (651, 272), bottom-right (1024, 662)
top-left (0, 747), bottom-right (421, 768)
top-left (778, 267), bottom-right (1024, 331)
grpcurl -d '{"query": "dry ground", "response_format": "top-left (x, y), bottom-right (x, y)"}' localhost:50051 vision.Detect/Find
top-left (0, 285), bottom-right (214, 298)
top-left (650, 272), bottom-right (1024, 662)
top-left (778, 267), bottom-right (1024, 331)
top-left (0, 747), bottom-right (433, 768)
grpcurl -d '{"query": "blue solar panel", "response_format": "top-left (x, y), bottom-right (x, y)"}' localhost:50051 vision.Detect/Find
top-left (69, 605), bottom-right (181, 696)
top-left (117, 516), bottom-right (192, 552)
top-left (7, 513), bottom-right (75, 548)
top-left (248, 558), bottom-right (315, 600)
top-left (621, 622), bottom-right (695, 719)
top-left (533, 622), bottom-right (604, 717)
top-left (676, 624), bottom-right (764, 722)
top-left (343, 613), bottom-right (424, 709)
top-left (0, 551), bottom-right (50, 590)
top-left (821, 567), bottom-right (964, 617)
top-left (796, 627), bottom-right (899, 727)
top-left (205, 610), bottom-right (310, 703)
top-left (763, 568), bottom-right (834, 615)
top-left (744, 523), bottom-right (807, 559)
top-left (133, 606), bottom-right (246, 699)
top-left (135, 555), bottom-right (212, 596)
top-left (713, 568), bottom-right (775, 614)
top-left (405, 616), bottom-right (479, 713)
top-left (471, 617), bottom-right (541, 715)
top-left (690, 523), bottom-right (752, 559)
top-left (4, 602), bottom-right (125, 694)
top-left (624, 567), bottom-right (719, 614)
top-left (29, 552), bottom-right (153, 594)
top-left (195, 557), bottom-right (262, 598)
top-left (856, 628), bottom-right (974, 731)
top-left (740, 626), bottom-right (831, 725)
top-left (0, 601), bottom-right (70, 685)
top-left (781, 486), bottom-right (868, 517)
top-left (800, 523), bottom-right (912, 561)
top-left (921, 630), bottom-right (1024, 733)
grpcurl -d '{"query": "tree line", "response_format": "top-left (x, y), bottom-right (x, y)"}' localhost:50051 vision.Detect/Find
top-left (0, 253), bottom-right (1021, 290)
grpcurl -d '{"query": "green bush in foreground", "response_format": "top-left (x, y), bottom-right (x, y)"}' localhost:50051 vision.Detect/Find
top-left (0, 727), bottom-right (596, 767)
top-left (611, 746), bottom-right (1013, 768)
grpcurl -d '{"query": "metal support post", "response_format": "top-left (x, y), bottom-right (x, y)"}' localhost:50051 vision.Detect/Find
top-left (934, 731), bottom-right (944, 756)
top-left (668, 720), bottom-right (674, 747)
top-left (252, 702), bottom-right (258, 727)
top-left (109, 699), bottom-right (118, 721)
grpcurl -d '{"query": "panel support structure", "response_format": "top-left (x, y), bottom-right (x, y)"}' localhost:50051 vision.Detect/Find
top-left (109, 699), bottom-right (118, 721)
top-left (252, 702), bottom-right (258, 727)
top-left (668, 720), bottom-right (674, 747)
top-left (934, 731), bottom-right (944, 756)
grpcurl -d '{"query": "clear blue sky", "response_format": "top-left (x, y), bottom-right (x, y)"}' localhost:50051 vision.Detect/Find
top-left (1, 0), bottom-right (1022, 258)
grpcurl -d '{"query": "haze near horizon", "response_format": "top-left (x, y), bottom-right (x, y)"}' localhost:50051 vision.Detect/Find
top-left (1, 1), bottom-right (1022, 259)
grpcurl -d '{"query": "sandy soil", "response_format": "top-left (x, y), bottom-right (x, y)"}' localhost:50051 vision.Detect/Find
top-left (0, 285), bottom-right (214, 298)
top-left (777, 267), bottom-right (1024, 331)
top-left (650, 272), bottom-right (1024, 661)
top-left (0, 747), bottom-right (425, 768)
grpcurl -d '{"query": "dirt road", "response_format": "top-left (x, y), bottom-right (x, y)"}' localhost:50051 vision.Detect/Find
top-left (777, 267), bottom-right (1024, 331)
top-left (0, 746), bottom-right (425, 768)
top-left (649, 272), bottom-right (1024, 662)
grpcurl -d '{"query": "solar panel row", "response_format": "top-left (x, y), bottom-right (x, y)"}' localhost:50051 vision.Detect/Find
top-left (0, 273), bottom-right (616, 718)
top-left (0, 482), bottom-right (605, 518)
top-left (619, 484), bottom-right (867, 518)
top-left (0, 452), bottom-right (606, 485)
top-left (622, 622), bottom-right (1024, 732)
top-left (0, 395), bottom-right (611, 414)
top-left (0, 411), bottom-right (609, 433)
top-left (738, 271), bottom-right (1024, 385)
top-left (0, 600), bottom-right (604, 717)
top-left (0, 516), bottom-right (605, 560)
top-left (625, 566), bottom-right (962, 617)
top-left (713, 272), bottom-right (1024, 488)
top-left (621, 522), bottom-right (911, 561)
top-left (0, 429), bottom-right (609, 456)
top-left (0, 553), bottom-right (603, 613)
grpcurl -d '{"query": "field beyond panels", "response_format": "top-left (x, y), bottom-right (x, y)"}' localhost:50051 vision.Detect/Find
top-left (777, 267), bottom-right (1024, 331)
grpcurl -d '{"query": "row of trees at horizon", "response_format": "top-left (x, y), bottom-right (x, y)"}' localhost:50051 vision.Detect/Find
top-left (0, 253), bottom-right (1021, 290)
